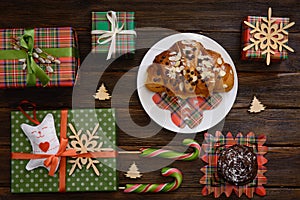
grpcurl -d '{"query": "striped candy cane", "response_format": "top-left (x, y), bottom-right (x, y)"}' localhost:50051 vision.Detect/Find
top-left (124, 167), bottom-right (182, 193)
top-left (140, 139), bottom-right (200, 161)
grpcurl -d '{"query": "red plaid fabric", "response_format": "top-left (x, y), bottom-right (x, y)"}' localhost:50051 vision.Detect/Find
top-left (200, 132), bottom-right (268, 198)
top-left (242, 16), bottom-right (290, 61)
top-left (0, 27), bottom-right (79, 88)
top-left (152, 93), bottom-right (222, 129)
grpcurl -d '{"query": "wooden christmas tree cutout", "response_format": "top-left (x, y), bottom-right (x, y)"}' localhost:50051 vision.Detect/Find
top-left (125, 162), bottom-right (142, 179)
top-left (248, 96), bottom-right (266, 113)
top-left (243, 7), bottom-right (295, 65)
top-left (93, 83), bottom-right (111, 100)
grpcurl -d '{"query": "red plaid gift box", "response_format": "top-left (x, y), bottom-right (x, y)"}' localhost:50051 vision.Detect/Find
top-left (0, 27), bottom-right (79, 88)
top-left (241, 8), bottom-right (294, 65)
top-left (200, 131), bottom-right (268, 198)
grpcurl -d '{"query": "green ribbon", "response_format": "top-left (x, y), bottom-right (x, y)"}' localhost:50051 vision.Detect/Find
top-left (20, 29), bottom-right (49, 86)
top-left (0, 29), bottom-right (78, 86)
top-left (0, 48), bottom-right (76, 60)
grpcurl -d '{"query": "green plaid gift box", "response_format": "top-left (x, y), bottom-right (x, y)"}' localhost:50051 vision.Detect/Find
top-left (11, 108), bottom-right (117, 193)
top-left (91, 11), bottom-right (135, 57)
top-left (242, 15), bottom-right (291, 61)
top-left (0, 27), bottom-right (79, 88)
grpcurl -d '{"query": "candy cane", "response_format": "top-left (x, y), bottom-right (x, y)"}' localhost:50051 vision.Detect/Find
top-left (123, 167), bottom-right (182, 193)
top-left (140, 139), bottom-right (200, 161)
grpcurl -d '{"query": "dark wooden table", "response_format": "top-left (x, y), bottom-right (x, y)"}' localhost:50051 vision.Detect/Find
top-left (0, 0), bottom-right (299, 199)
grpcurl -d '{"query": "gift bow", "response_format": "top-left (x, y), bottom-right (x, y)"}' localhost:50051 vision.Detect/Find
top-left (91, 11), bottom-right (136, 60)
top-left (44, 138), bottom-right (77, 176)
top-left (19, 29), bottom-right (50, 86)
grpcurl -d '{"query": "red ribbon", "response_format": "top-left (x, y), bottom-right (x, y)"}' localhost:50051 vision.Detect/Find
top-left (17, 100), bottom-right (40, 125)
top-left (43, 138), bottom-right (77, 176)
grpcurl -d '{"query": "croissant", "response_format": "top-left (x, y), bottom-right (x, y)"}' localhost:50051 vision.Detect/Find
top-left (145, 40), bottom-right (234, 99)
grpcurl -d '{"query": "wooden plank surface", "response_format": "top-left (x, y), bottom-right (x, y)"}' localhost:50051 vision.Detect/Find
top-left (0, 0), bottom-right (299, 199)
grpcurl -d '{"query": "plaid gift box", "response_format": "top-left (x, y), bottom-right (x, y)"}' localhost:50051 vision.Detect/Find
top-left (200, 131), bottom-right (268, 198)
top-left (152, 93), bottom-right (222, 129)
top-left (11, 108), bottom-right (117, 193)
top-left (91, 11), bottom-right (135, 58)
top-left (0, 27), bottom-right (79, 88)
top-left (242, 15), bottom-right (291, 62)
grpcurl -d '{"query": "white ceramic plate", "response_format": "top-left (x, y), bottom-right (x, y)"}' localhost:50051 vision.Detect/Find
top-left (137, 33), bottom-right (238, 133)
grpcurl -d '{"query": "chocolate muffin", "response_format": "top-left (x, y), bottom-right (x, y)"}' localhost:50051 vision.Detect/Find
top-left (217, 144), bottom-right (258, 186)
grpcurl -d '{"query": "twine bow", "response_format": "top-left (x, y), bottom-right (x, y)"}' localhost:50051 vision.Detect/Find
top-left (91, 11), bottom-right (136, 60)
top-left (19, 29), bottom-right (50, 86)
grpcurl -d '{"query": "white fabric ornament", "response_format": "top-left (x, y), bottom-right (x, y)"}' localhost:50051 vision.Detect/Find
top-left (20, 113), bottom-right (60, 172)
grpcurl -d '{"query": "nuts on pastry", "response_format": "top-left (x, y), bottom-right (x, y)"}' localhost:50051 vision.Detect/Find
top-left (145, 40), bottom-right (234, 98)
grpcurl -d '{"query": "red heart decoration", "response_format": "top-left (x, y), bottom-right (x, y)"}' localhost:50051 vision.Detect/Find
top-left (39, 142), bottom-right (50, 152)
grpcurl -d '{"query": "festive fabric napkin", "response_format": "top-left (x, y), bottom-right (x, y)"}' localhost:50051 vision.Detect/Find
top-left (91, 11), bottom-right (135, 58)
top-left (11, 108), bottom-right (117, 193)
top-left (200, 131), bottom-right (268, 198)
top-left (152, 93), bottom-right (222, 129)
top-left (0, 27), bottom-right (79, 88)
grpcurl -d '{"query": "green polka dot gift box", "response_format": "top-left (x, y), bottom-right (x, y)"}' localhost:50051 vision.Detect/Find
top-left (11, 108), bottom-right (117, 193)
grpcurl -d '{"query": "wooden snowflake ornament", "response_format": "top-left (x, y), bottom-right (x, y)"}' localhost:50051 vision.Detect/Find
top-left (67, 123), bottom-right (114, 176)
top-left (125, 162), bottom-right (142, 179)
top-left (93, 83), bottom-right (111, 100)
top-left (248, 96), bottom-right (266, 113)
top-left (243, 8), bottom-right (295, 65)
